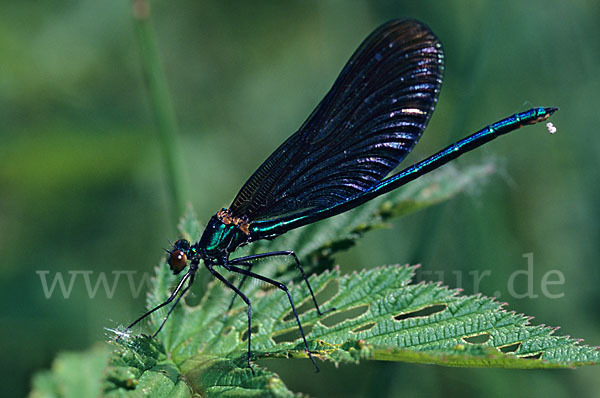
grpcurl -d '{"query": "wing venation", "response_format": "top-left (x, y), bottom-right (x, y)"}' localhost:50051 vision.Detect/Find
top-left (229, 19), bottom-right (444, 221)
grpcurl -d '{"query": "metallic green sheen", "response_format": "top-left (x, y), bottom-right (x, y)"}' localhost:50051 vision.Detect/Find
top-left (198, 215), bottom-right (249, 257)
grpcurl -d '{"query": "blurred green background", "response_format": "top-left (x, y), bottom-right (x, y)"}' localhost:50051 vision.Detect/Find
top-left (1, 0), bottom-right (598, 396)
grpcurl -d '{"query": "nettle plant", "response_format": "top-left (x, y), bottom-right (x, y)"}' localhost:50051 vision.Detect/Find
top-left (30, 14), bottom-right (598, 398)
top-left (33, 163), bottom-right (598, 398)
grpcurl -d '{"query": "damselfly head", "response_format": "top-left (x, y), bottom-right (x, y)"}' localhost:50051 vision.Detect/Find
top-left (167, 239), bottom-right (191, 274)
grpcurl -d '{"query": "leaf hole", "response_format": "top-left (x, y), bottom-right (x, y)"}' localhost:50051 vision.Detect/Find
top-left (222, 326), bottom-right (234, 336)
top-left (241, 325), bottom-right (259, 342)
top-left (282, 279), bottom-right (339, 322)
top-left (463, 333), bottom-right (491, 344)
top-left (351, 322), bottom-right (376, 334)
top-left (394, 304), bottom-right (447, 321)
top-left (499, 342), bottom-right (521, 353)
top-left (320, 305), bottom-right (369, 327)
top-left (272, 324), bottom-right (314, 344)
top-left (520, 352), bottom-right (543, 360)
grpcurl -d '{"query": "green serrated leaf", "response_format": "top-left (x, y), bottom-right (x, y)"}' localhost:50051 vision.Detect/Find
top-left (30, 344), bottom-right (111, 398)
top-left (103, 335), bottom-right (191, 397)
top-left (94, 162), bottom-right (597, 397)
top-left (104, 336), bottom-right (298, 397)
top-left (180, 356), bottom-right (301, 398)
top-left (160, 265), bottom-right (599, 371)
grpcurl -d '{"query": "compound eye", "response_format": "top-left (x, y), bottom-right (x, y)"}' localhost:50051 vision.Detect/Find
top-left (168, 250), bottom-right (188, 274)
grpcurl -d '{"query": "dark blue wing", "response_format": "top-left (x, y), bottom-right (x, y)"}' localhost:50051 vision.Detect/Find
top-left (229, 19), bottom-right (444, 221)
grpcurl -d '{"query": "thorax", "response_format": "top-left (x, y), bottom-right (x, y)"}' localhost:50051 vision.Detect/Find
top-left (198, 209), bottom-right (250, 258)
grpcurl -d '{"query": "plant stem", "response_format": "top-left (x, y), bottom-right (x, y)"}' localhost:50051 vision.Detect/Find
top-left (132, 0), bottom-right (187, 221)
